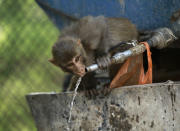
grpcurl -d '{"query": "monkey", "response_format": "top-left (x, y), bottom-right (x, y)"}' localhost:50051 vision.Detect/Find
top-left (62, 74), bottom-right (73, 92)
top-left (49, 16), bottom-right (138, 96)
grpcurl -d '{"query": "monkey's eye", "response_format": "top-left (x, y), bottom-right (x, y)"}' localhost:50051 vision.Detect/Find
top-left (75, 55), bottom-right (81, 62)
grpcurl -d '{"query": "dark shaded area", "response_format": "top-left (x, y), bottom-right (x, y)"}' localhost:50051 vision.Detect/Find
top-left (152, 40), bottom-right (180, 82)
top-left (142, 38), bottom-right (180, 83)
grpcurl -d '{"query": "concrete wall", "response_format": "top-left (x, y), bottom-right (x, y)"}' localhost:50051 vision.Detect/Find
top-left (26, 81), bottom-right (180, 131)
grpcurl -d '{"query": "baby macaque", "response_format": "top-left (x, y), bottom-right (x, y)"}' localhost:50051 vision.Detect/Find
top-left (49, 16), bottom-right (138, 95)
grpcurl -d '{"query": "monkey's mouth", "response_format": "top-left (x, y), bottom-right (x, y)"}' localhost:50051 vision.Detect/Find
top-left (76, 71), bottom-right (86, 77)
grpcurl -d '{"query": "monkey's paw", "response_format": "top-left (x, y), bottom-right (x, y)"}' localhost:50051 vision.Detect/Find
top-left (99, 83), bottom-right (112, 96)
top-left (96, 56), bottom-right (111, 69)
top-left (84, 84), bottom-right (112, 99)
top-left (85, 89), bottom-right (99, 99)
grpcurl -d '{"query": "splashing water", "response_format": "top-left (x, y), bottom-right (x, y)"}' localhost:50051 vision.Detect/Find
top-left (67, 77), bottom-right (82, 130)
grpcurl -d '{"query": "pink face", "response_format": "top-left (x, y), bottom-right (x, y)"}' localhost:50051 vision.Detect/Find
top-left (65, 55), bottom-right (86, 77)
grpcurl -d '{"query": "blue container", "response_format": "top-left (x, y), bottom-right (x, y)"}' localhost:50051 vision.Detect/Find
top-left (36, 0), bottom-right (180, 30)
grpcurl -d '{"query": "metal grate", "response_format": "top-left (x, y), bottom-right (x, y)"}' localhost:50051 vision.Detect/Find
top-left (0, 0), bottom-right (64, 130)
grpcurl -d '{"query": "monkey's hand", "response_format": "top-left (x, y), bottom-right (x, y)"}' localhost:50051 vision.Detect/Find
top-left (85, 84), bottom-right (112, 99)
top-left (85, 88), bottom-right (99, 99)
top-left (99, 83), bottom-right (112, 96)
top-left (96, 56), bottom-right (111, 69)
top-left (139, 30), bottom-right (154, 42)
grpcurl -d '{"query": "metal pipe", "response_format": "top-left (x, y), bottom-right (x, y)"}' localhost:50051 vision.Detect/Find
top-left (85, 28), bottom-right (177, 73)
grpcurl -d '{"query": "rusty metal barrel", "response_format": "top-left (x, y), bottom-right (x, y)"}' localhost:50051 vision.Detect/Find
top-left (26, 82), bottom-right (180, 131)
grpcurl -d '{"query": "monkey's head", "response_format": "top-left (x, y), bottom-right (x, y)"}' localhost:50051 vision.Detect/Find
top-left (49, 36), bottom-right (87, 77)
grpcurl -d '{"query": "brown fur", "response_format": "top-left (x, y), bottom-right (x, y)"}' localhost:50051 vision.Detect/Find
top-left (50, 16), bottom-right (138, 93)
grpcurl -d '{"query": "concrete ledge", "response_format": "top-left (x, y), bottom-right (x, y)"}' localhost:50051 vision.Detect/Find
top-left (26, 82), bottom-right (180, 131)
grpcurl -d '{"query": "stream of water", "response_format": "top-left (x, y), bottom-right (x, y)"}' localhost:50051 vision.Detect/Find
top-left (67, 77), bottom-right (82, 130)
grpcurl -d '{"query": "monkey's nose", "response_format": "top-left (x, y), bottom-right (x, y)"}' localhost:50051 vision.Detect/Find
top-left (79, 68), bottom-right (86, 76)
top-left (80, 68), bottom-right (85, 72)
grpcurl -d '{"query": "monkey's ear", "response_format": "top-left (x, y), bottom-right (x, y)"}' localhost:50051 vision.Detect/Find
top-left (48, 58), bottom-right (58, 66)
top-left (77, 39), bottom-right (81, 46)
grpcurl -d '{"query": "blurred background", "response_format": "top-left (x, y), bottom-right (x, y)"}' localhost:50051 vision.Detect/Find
top-left (0, 0), bottom-right (64, 130)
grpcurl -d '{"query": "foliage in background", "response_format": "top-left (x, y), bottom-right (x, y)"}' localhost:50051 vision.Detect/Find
top-left (0, 0), bottom-right (64, 130)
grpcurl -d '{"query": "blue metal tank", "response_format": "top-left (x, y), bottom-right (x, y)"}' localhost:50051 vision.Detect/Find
top-left (36, 0), bottom-right (180, 30)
